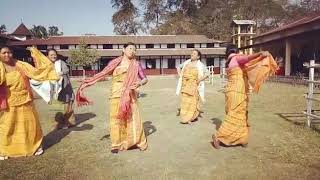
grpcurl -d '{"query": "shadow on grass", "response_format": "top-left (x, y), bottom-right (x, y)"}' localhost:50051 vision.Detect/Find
top-left (43, 112), bottom-right (96, 150)
top-left (210, 118), bottom-right (223, 130)
top-left (144, 121), bottom-right (156, 136)
top-left (138, 93), bottom-right (147, 98)
top-left (275, 112), bottom-right (320, 133)
top-left (99, 121), bottom-right (156, 141)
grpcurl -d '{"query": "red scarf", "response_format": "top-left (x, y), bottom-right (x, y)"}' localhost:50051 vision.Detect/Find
top-left (76, 56), bottom-right (140, 121)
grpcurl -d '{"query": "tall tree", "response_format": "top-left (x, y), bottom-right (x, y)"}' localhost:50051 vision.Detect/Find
top-left (0, 24), bottom-right (7, 34)
top-left (30, 25), bottom-right (49, 39)
top-left (48, 26), bottom-right (63, 36)
top-left (111, 0), bottom-right (141, 35)
top-left (111, 0), bottom-right (320, 40)
top-left (30, 25), bottom-right (64, 39)
top-left (140, 0), bottom-right (166, 30)
top-left (69, 39), bottom-right (99, 78)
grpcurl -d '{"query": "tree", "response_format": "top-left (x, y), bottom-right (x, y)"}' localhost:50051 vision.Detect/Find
top-left (30, 25), bottom-right (49, 39)
top-left (111, 0), bottom-right (320, 40)
top-left (111, 0), bottom-right (142, 34)
top-left (69, 39), bottom-right (99, 78)
top-left (140, 0), bottom-right (166, 31)
top-left (48, 26), bottom-right (63, 36)
top-left (30, 25), bottom-right (63, 39)
top-left (0, 24), bottom-right (6, 34)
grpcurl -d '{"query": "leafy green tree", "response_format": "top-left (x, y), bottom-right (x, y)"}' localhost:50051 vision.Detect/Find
top-left (69, 39), bottom-right (99, 78)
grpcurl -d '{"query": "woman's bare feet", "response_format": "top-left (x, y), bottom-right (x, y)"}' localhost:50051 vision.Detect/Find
top-left (211, 135), bottom-right (221, 149)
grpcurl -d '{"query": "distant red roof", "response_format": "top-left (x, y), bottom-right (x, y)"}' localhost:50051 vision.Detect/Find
top-left (11, 23), bottom-right (32, 36)
top-left (9, 35), bottom-right (222, 46)
top-left (254, 13), bottom-right (320, 39)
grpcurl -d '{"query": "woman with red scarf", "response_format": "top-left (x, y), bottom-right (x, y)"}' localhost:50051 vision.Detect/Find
top-left (76, 42), bottom-right (148, 153)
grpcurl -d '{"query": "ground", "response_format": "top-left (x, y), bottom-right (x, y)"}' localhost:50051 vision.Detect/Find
top-left (0, 76), bottom-right (319, 180)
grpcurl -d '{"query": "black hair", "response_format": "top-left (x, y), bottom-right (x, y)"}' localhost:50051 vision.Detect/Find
top-left (225, 44), bottom-right (239, 67)
top-left (193, 49), bottom-right (202, 59)
top-left (47, 48), bottom-right (58, 54)
top-left (123, 42), bottom-right (136, 48)
top-left (226, 44), bottom-right (239, 58)
top-left (0, 46), bottom-right (12, 52)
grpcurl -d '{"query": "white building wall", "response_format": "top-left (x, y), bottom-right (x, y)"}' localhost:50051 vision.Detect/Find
top-left (220, 59), bottom-right (226, 68)
top-left (156, 59), bottom-right (160, 69)
top-left (176, 59), bottom-right (181, 68)
top-left (214, 57), bottom-right (220, 67)
top-left (162, 59), bottom-right (168, 68)
top-left (140, 44), bottom-right (146, 49)
top-left (69, 45), bottom-right (76, 49)
top-left (201, 58), bottom-right (206, 66)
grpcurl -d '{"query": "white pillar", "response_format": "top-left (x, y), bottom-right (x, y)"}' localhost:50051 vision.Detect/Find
top-left (285, 39), bottom-right (291, 76)
top-left (237, 25), bottom-right (241, 48)
top-left (249, 26), bottom-right (253, 54)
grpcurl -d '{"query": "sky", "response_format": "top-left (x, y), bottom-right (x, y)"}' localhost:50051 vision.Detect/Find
top-left (0, 0), bottom-right (116, 35)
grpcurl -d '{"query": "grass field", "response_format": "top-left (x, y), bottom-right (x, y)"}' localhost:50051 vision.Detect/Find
top-left (0, 76), bottom-right (319, 180)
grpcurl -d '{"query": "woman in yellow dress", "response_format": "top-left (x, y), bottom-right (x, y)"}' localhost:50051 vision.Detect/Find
top-left (76, 42), bottom-right (148, 153)
top-left (211, 44), bottom-right (278, 149)
top-left (176, 49), bottom-right (209, 124)
top-left (0, 46), bottom-right (58, 160)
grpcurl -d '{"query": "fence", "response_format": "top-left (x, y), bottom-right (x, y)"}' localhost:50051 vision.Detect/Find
top-left (303, 60), bottom-right (320, 128)
top-left (206, 65), bottom-right (226, 88)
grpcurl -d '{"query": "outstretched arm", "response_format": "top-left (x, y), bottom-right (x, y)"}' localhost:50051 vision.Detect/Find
top-left (237, 51), bottom-right (270, 65)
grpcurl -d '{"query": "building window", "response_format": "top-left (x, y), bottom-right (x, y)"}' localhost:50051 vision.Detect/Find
top-left (168, 59), bottom-right (176, 69)
top-left (37, 45), bottom-right (47, 50)
top-left (206, 58), bottom-right (215, 66)
top-left (187, 44), bottom-right (195, 48)
top-left (146, 44), bottom-right (154, 49)
top-left (207, 43), bottom-right (214, 48)
top-left (103, 44), bottom-right (113, 49)
top-left (145, 59), bottom-right (156, 69)
top-left (60, 45), bottom-right (69, 49)
top-left (167, 44), bottom-right (175, 48)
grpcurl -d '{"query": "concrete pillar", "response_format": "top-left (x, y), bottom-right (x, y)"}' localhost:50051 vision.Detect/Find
top-left (285, 39), bottom-right (291, 76)
top-left (237, 25), bottom-right (241, 49)
top-left (249, 26), bottom-right (253, 54)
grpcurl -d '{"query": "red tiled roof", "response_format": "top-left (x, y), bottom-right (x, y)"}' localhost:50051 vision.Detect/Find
top-left (11, 23), bottom-right (32, 36)
top-left (57, 48), bottom-right (225, 57)
top-left (254, 13), bottom-right (320, 39)
top-left (9, 35), bottom-right (223, 46)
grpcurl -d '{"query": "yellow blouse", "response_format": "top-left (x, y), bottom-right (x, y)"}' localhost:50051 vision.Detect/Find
top-left (0, 47), bottom-right (58, 106)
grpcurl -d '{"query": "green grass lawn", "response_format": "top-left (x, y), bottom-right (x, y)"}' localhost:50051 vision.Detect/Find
top-left (0, 77), bottom-right (319, 180)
